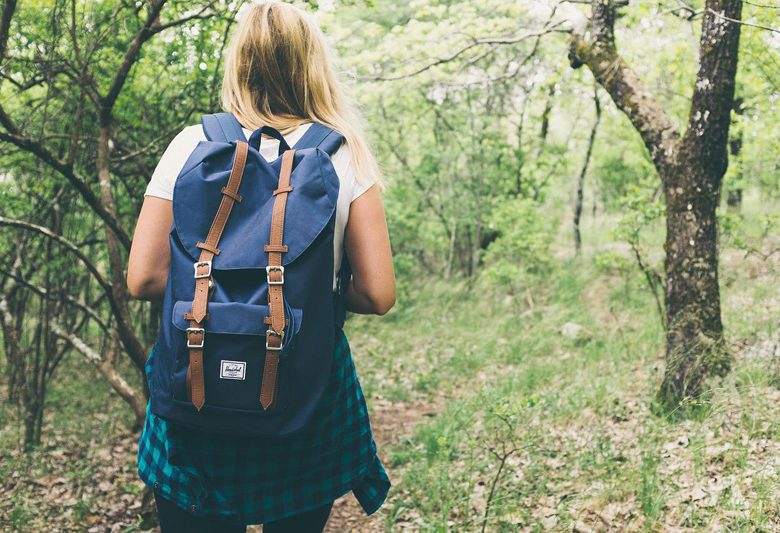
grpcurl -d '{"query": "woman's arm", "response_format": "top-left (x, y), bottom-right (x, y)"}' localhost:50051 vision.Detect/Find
top-left (344, 185), bottom-right (396, 315)
top-left (128, 184), bottom-right (396, 310)
top-left (127, 197), bottom-right (173, 301)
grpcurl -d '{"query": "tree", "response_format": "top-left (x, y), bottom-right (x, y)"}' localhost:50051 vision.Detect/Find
top-left (0, 0), bottom-right (231, 445)
top-left (569, 0), bottom-right (743, 411)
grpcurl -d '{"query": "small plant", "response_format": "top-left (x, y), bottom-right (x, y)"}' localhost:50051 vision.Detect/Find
top-left (479, 397), bottom-right (538, 532)
top-left (614, 185), bottom-right (666, 330)
top-left (639, 449), bottom-right (664, 526)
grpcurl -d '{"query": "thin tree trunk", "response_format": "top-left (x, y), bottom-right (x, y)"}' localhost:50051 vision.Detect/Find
top-left (97, 117), bottom-right (148, 391)
top-left (574, 87), bottom-right (601, 254)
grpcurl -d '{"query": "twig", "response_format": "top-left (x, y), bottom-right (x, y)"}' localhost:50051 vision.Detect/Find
top-left (362, 24), bottom-right (569, 82)
top-left (707, 6), bottom-right (780, 33)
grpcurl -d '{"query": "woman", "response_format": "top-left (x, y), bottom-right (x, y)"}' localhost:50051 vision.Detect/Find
top-left (126, 2), bottom-right (396, 531)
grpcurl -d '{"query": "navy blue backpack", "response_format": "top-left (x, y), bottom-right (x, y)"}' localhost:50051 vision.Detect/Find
top-left (149, 113), bottom-right (348, 436)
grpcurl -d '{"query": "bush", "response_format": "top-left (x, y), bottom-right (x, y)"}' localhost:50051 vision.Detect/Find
top-left (482, 198), bottom-right (556, 292)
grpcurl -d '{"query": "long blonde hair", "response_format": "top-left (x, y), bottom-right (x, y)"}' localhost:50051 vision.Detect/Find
top-left (221, 0), bottom-right (382, 187)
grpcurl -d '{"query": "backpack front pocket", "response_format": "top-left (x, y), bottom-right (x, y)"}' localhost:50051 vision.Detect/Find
top-left (169, 300), bottom-right (302, 413)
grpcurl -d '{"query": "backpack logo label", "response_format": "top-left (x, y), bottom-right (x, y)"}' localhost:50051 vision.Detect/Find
top-left (220, 360), bottom-right (246, 380)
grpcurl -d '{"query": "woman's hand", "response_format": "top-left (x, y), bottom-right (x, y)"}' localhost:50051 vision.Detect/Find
top-left (344, 185), bottom-right (396, 315)
top-left (126, 197), bottom-right (173, 301)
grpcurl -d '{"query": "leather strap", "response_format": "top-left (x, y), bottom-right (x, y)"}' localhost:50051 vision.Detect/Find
top-left (260, 149), bottom-right (295, 410)
top-left (186, 141), bottom-right (249, 411)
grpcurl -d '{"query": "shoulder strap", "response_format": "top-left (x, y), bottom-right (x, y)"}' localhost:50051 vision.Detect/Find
top-left (201, 113), bottom-right (246, 142)
top-left (292, 123), bottom-right (344, 156)
top-left (186, 141), bottom-right (249, 411)
top-left (260, 149), bottom-right (296, 411)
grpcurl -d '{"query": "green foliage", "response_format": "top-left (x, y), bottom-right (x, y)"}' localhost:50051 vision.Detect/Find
top-left (614, 184), bottom-right (664, 249)
top-left (2, 0), bottom-right (780, 529)
top-left (482, 197), bottom-right (556, 291)
top-left (592, 141), bottom-right (655, 209)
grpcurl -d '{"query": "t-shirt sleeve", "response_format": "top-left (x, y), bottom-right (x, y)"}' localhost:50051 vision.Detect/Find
top-left (330, 142), bottom-right (376, 203)
top-left (144, 125), bottom-right (203, 201)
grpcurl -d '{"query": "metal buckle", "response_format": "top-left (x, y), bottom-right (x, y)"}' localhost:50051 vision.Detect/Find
top-left (265, 329), bottom-right (284, 351)
top-left (194, 260), bottom-right (212, 279)
top-left (266, 265), bottom-right (285, 285)
top-left (186, 327), bottom-right (205, 348)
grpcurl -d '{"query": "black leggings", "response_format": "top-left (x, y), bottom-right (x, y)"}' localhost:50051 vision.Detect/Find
top-left (154, 493), bottom-right (333, 533)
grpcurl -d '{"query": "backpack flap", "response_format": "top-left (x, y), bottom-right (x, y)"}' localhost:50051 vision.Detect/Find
top-left (172, 146), bottom-right (339, 270)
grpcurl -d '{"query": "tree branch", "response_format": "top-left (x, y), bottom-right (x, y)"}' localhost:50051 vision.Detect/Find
top-left (363, 24), bottom-right (569, 82)
top-left (151, 2), bottom-right (219, 34)
top-left (100, 0), bottom-right (166, 115)
top-left (0, 0), bottom-right (16, 64)
top-left (51, 323), bottom-right (146, 429)
top-left (707, 6), bottom-right (779, 32)
top-left (0, 267), bottom-right (109, 331)
top-left (569, 0), bottom-right (681, 178)
top-left (0, 111), bottom-right (132, 249)
top-left (0, 217), bottom-right (112, 292)
top-left (0, 216), bottom-right (147, 370)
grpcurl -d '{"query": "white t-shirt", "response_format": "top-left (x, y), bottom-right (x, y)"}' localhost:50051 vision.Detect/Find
top-left (144, 123), bottom-right (373, 289)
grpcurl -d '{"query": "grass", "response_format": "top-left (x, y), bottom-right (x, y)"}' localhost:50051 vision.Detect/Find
top-left (2, 197), bottom-right (780, 531)
top-left (343, 201), bottom-right (780, 531)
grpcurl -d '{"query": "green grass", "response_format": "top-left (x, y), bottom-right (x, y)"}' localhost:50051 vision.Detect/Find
top-left (343, 205), bottom-right (780, 531)
top-left (3, 200), bottom-right (780, 531)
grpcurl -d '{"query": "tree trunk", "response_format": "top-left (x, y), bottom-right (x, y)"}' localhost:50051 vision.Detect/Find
top-left (569, 0), bottom-right (742, 412)
top-left (657, 0), bottom-right (742, 409)
top-left (574, 87), bottom-right (601, 254)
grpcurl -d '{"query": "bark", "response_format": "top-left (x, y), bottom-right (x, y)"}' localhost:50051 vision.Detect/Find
top-left (569, 0), bottom-right (742, 412)
top-left (659, 0), bottom-right (742, 410)
top-left (51, 323), bottom-right (146, 430)
top-left (97, 118), bottom-right (148, 378)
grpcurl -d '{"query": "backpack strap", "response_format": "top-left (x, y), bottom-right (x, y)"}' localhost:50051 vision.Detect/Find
top-left (292, 123), bottom-right (344, 156)
top-left (201, 113), bottom-right (246, 142)
top-left (186, 141), bottom-right (249, 411)
top-left (260, 149), bottom-right (296, 411)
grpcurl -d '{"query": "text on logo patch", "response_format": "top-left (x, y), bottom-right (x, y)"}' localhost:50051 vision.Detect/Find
top-left (220, 360), bottom-right (246, 380)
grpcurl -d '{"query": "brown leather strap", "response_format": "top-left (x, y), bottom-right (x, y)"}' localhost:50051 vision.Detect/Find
top-left (273, 185), bottom-right (294, 196)
top-left (260, 149), bottom-right (295, 410)
top-left (263, 244), bottom-right (289, 253)
top-left (195, 241), bottom-right (220, 255)
top-left (186, 141), bottom-right (249, 411)
top-left (220, 186), bottom-right (243, 202)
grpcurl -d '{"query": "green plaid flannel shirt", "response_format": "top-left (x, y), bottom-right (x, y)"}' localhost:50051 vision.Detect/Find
top-left (137, 328), bottom-right (390, 525)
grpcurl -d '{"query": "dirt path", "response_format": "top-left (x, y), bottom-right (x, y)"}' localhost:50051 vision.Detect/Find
top-left (1, 398), bottom-right (435, 532)
top-left (323, 399), bottom-right (434, 532)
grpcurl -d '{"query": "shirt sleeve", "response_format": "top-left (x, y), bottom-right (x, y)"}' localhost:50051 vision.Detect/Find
top-left (144, 125), bottom-right (204, 201)
top-left (330, 142), bottom-right (376, 203)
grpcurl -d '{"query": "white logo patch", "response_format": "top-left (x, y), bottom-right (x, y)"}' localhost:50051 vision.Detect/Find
top-left (220, 360), bottom-right (246, 380)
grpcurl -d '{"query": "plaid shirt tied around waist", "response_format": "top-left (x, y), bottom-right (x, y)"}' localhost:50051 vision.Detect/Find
top-left (137, 328), bottom-right (390, 525)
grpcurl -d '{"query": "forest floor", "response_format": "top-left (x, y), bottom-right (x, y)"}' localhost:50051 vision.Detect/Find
top-left (3, 206), bottom-right (780, 532)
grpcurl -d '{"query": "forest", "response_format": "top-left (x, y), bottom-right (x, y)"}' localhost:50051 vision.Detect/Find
top-left (1, 0), bottom-right (780, 530)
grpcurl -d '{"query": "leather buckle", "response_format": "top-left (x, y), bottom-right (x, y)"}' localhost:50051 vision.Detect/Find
top-left (186, 327), bottom-right (205, 348)
top-left (265, 329), bottom-right (284, 351)
top-left (266, 265), bottom-right (284, 285)
top-left (194, 260), bottom-right (212, 279)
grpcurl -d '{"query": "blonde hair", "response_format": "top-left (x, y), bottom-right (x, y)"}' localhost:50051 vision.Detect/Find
top-left (221, 0), bottom-right (382, 187)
